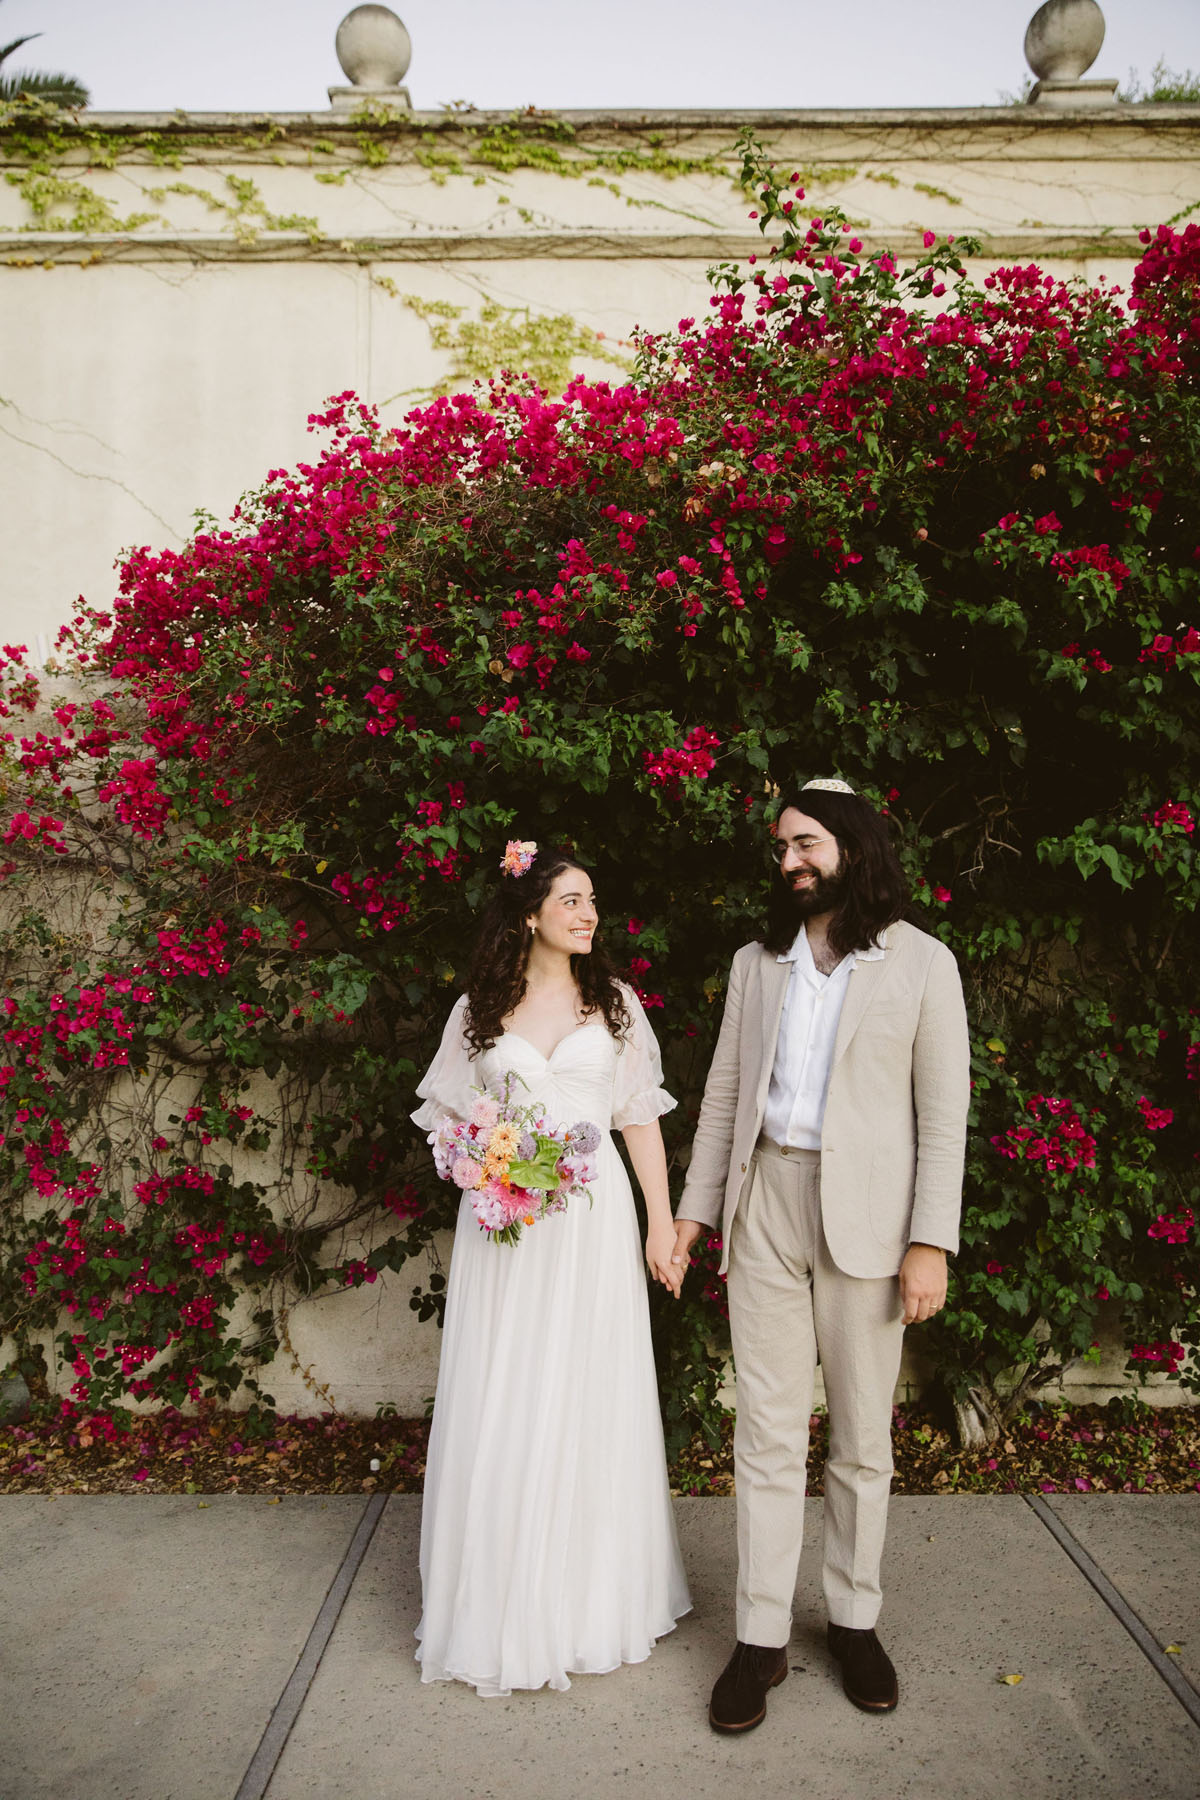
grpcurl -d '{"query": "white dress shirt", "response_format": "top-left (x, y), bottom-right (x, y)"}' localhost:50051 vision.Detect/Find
top-left (762, 927), bottom-right (860, 1149)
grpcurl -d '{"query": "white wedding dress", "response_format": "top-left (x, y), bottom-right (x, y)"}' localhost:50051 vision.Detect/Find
top-left (411, 987), bottom-right (692, 1696)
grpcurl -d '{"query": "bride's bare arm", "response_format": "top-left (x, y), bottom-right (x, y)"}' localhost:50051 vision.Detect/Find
top-left (621, 1119), bottom-right (684, 1297)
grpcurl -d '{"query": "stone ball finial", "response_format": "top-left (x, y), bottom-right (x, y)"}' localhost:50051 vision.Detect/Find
top-left (335, 4), bottom-right (412, 89)
top-left (1024, 0), bottom-right (1106, 82)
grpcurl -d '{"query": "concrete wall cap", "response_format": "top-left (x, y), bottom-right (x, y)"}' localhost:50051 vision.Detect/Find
top-left (11, 105), bottom-right (1200, 137)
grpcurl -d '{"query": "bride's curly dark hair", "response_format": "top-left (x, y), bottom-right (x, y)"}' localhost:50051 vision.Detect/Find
top-left (463, 848), bottom-right (632, 1054)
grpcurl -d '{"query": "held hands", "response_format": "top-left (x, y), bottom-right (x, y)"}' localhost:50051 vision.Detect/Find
top-left (644, 1217), bottom-right (705, 1298)
top-left (668, 1218), bottom-right (704, 1284)
top-left (899, 1243), bottom-right (948, 1325)
top-left (645, 1220), bottom-right (686, 1297)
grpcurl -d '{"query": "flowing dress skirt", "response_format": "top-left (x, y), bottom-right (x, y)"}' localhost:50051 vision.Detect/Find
top-left (416, 1111), bottom-right (691, 1696)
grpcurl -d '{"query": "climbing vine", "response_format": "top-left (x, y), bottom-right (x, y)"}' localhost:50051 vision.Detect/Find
top-left (0, 95), bottom-right (753, 250)
top-left (376, 282), bottom-right (631, 396)
top-left (0, 94), bottom-right (950, 260)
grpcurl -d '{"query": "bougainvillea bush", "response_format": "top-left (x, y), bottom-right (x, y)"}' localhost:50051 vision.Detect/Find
top-left (2, 136), bottom-right (1197, 1446)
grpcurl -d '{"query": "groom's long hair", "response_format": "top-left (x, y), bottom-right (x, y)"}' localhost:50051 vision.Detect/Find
top-left (761, 789), bottom-right (908, 960)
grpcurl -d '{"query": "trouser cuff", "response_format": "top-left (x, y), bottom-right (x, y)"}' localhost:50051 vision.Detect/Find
top-left (825, 1598), bottom-right (883, 1631)
top-left (737, 1605), bottom-right (793, 1647)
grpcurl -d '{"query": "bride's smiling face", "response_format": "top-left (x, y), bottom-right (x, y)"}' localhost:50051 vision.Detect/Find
top-left (527, 866), bottom-right (598, 957)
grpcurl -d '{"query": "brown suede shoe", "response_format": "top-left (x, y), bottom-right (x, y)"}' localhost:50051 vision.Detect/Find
top-left (708, 1640), bottom-right (789, 1733)
top-left (826, 1623), bottom-right (899, 1712)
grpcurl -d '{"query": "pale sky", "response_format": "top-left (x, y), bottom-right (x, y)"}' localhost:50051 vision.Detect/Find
top-left (3, 0), bottom-right (1199, 113)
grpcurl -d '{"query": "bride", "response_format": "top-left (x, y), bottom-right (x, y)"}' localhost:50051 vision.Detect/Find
top-left (411, 839), bottom-right (692, 1696)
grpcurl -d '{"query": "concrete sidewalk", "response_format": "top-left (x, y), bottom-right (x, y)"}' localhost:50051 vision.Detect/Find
top-left (1, 1495), bottom-right (1197, 1800)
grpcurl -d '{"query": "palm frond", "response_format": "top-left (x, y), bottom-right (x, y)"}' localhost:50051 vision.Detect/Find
top-left (0, 69), bottom-right (89, 106)
top-left (0, 33), bottom-right (42, 69)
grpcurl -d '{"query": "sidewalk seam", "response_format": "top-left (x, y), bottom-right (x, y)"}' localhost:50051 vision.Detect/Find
top-left (1024, 1493), bottom-right (1200, 1730)
top-left (234, 1492), bottom-right (389, 1800)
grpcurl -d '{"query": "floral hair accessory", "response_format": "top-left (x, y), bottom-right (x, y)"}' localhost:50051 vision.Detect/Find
top-left (501, 839), bottom-right (538, 878)
top-left (800, 777), bottom-right (856, 795)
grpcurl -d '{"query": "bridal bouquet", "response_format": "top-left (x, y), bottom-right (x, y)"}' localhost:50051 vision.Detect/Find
top-left (432, 1078), bottom-right (601, 1246)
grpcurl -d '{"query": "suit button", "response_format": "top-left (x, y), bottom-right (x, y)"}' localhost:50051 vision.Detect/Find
top-left (740, 1161), bottom-right (747, 1172)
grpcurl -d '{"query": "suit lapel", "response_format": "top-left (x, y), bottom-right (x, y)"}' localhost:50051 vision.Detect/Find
top-left (832, 954), bottom-right (887, 1065)
top-left (757, 952), bottom-right (792, 1101)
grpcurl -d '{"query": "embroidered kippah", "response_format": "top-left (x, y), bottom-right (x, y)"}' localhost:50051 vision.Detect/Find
top-left (501, 839), bottom-right (538, 877)
top-left (800, 777), bottom-right (856, 795)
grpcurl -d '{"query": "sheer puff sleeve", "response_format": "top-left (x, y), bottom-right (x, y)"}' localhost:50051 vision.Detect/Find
top-left (611, 984), bottom-right (676, 1131)
top-left (411, 994), bottom-right (477, 1135)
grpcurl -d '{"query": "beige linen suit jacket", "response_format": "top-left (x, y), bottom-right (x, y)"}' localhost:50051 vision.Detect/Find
top-left (677, 919), bottom-right (971, 1278)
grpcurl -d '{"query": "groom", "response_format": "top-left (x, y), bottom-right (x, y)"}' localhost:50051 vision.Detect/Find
top-left (673, 778), bottom-right (970, 1731)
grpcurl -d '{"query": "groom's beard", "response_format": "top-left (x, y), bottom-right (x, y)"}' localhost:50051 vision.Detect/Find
top-left (782, 859), bottom-right (850, 921)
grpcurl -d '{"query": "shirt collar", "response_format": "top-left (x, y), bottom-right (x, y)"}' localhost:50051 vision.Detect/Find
top-left (777, 925), bottom-right (890, 965)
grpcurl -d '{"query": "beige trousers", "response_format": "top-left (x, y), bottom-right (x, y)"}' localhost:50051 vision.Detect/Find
top-left (727, 1139), bottom-right (906, 1645)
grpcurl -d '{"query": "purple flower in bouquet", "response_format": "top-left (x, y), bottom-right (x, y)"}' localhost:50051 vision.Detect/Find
top-left (567, 1121), bottom-right (601, 1155)
top-left (472, 1180), bottom-right (513, 1231)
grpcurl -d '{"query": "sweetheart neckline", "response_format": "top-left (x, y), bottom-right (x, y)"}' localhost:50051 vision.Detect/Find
top-left (498, 1019), bottom-right (607, 1063)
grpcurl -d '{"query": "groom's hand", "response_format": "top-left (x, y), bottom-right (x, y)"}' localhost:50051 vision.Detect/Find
top-left (899, 1243), bottom-right (948, 1324)
top-left (671, 1218), bottom-right (705, 1276)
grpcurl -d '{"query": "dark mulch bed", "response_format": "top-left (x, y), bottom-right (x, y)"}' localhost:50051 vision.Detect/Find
top-left (670, 1402), bottom-right (1200, 1498)
top-left (2, 1399), bottom-right (1198, 1498)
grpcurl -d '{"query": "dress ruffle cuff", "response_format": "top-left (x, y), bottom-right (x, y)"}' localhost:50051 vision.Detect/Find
top-left (410, 1098), bottom-right (445, 1134)
top-left (611, 1089), bottom-right (677, 1132)
top-left (411, 1074), bottom-right (466, 1135)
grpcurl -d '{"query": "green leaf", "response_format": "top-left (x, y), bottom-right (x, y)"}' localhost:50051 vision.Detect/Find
top-left (507, 1154), bottom-right (563, 1192)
